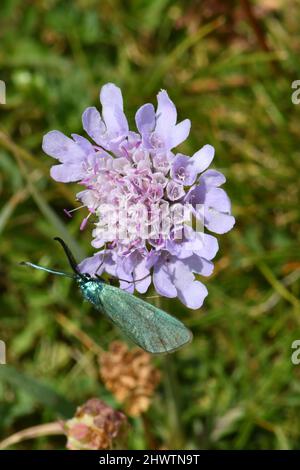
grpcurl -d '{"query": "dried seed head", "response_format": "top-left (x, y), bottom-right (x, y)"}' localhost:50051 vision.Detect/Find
top-left (64, 398), bottom-right (127, 450)
top-left (99, 341), bottom-right (161, 417)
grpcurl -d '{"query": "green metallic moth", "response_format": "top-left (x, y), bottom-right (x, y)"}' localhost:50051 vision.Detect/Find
top-left (21, 238), bottom-right (192, 354)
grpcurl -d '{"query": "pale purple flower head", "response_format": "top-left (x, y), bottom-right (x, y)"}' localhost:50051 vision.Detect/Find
top-left (43, 83), bottom-right (235, 309)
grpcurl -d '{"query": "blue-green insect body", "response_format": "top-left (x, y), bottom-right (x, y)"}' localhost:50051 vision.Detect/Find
top-left (21, 238), bottom-right (192, 354)
top-left (78, 277), bottom-right (104, 307)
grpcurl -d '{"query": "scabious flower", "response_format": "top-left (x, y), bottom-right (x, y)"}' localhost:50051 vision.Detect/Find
top-left (43, 83), bottom-right (235, 309)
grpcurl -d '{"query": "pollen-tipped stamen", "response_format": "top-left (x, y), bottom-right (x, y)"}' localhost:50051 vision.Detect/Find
top-left (63, 205), bottom-right (85, 218)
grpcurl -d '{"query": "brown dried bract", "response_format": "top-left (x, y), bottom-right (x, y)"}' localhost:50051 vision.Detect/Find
top-left (99, 341), bottom-right (161, 417)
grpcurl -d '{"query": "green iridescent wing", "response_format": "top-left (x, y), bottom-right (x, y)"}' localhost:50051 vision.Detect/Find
top-left (95, 283), bottom-right (192, 354)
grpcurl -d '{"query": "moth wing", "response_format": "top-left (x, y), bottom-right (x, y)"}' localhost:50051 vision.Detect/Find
top-left (96, 284), bottom-right (192, 354)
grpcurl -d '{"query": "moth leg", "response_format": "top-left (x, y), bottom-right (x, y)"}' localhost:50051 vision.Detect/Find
top-left (94, 243), bottom-right (108, 276)
top-left (110, 273), bottom-right (151, 291)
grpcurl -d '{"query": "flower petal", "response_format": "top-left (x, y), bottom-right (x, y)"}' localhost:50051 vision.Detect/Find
top-left (100, 83), bottom-right (128, 137)
top-left (50, 163), bottom-right (85, 182)
top-left (193, 233), bottom-right (219, 260)
top-left (156, 90), bottom-right (177, 134)
top-left (100, 82), bottom-right (124, 109)
top-left (153, 262), bottom-right (177, 298)
top-left (78, 252), bottom-right (108, 276)
top-left (205, 210), bottom-right (236, 234)
top-left (134, 258), bottom-right (151, 294)
top-left (117, 263), bottom-right (135, 293)
top-left (170, 119), bottom-right (191, 148)
top-left (119, 280), bottom-right (134, 294)
top-left (171, 153), bottom-right (196, 185)
top-left (205, 187), bottom-right (231, 213)
top-left (102, 107), bottom-right (129, 138)
top-left (82, 107), bottom-right (106, 145)
top-left (191, 144), bottom-right (215, 174)
top-left (200, 169), bottom-right (226, 187)
top-left (177, 279), bottom-right (208, 309)
top-left (185, 254), bottom-right (214, 277)
top-left (173, 260), bottom-right (208, 309)
top-left (135, 103), bottom-right (156, 135)
top-left (166, 181), bottom-right (185, 201)
top-left (185, 184), bottom-right (206, 206)
top-left (72, 134), bottom-right (95, 155)
top-left (43, 131), bottom-right (85, 163)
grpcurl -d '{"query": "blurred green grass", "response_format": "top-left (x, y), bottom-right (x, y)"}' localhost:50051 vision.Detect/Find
top-left (0, 0), bottom-right (300, 450)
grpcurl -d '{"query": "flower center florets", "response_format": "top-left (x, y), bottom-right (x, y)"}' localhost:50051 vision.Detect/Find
top-left (76, 138), bottom-right (188, 254)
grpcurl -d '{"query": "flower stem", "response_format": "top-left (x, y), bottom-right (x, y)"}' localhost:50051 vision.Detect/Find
top-left (162, 355), bottom-right (185, 449)
top-left (0, 422), bottom-right (64, 450)
top-left (153, 296), bottom-right (185, 448)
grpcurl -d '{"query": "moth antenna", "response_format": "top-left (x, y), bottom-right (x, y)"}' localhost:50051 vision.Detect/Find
top-left (53, 237), bottom-right (82, 276)
top-left (20, 261), bottom-right (75, 279)
top-left (118, 273), bottom-right (151, 286)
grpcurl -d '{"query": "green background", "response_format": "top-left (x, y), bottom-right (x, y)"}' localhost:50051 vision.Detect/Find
top-left (0, 0), bottom-right (300, 449)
